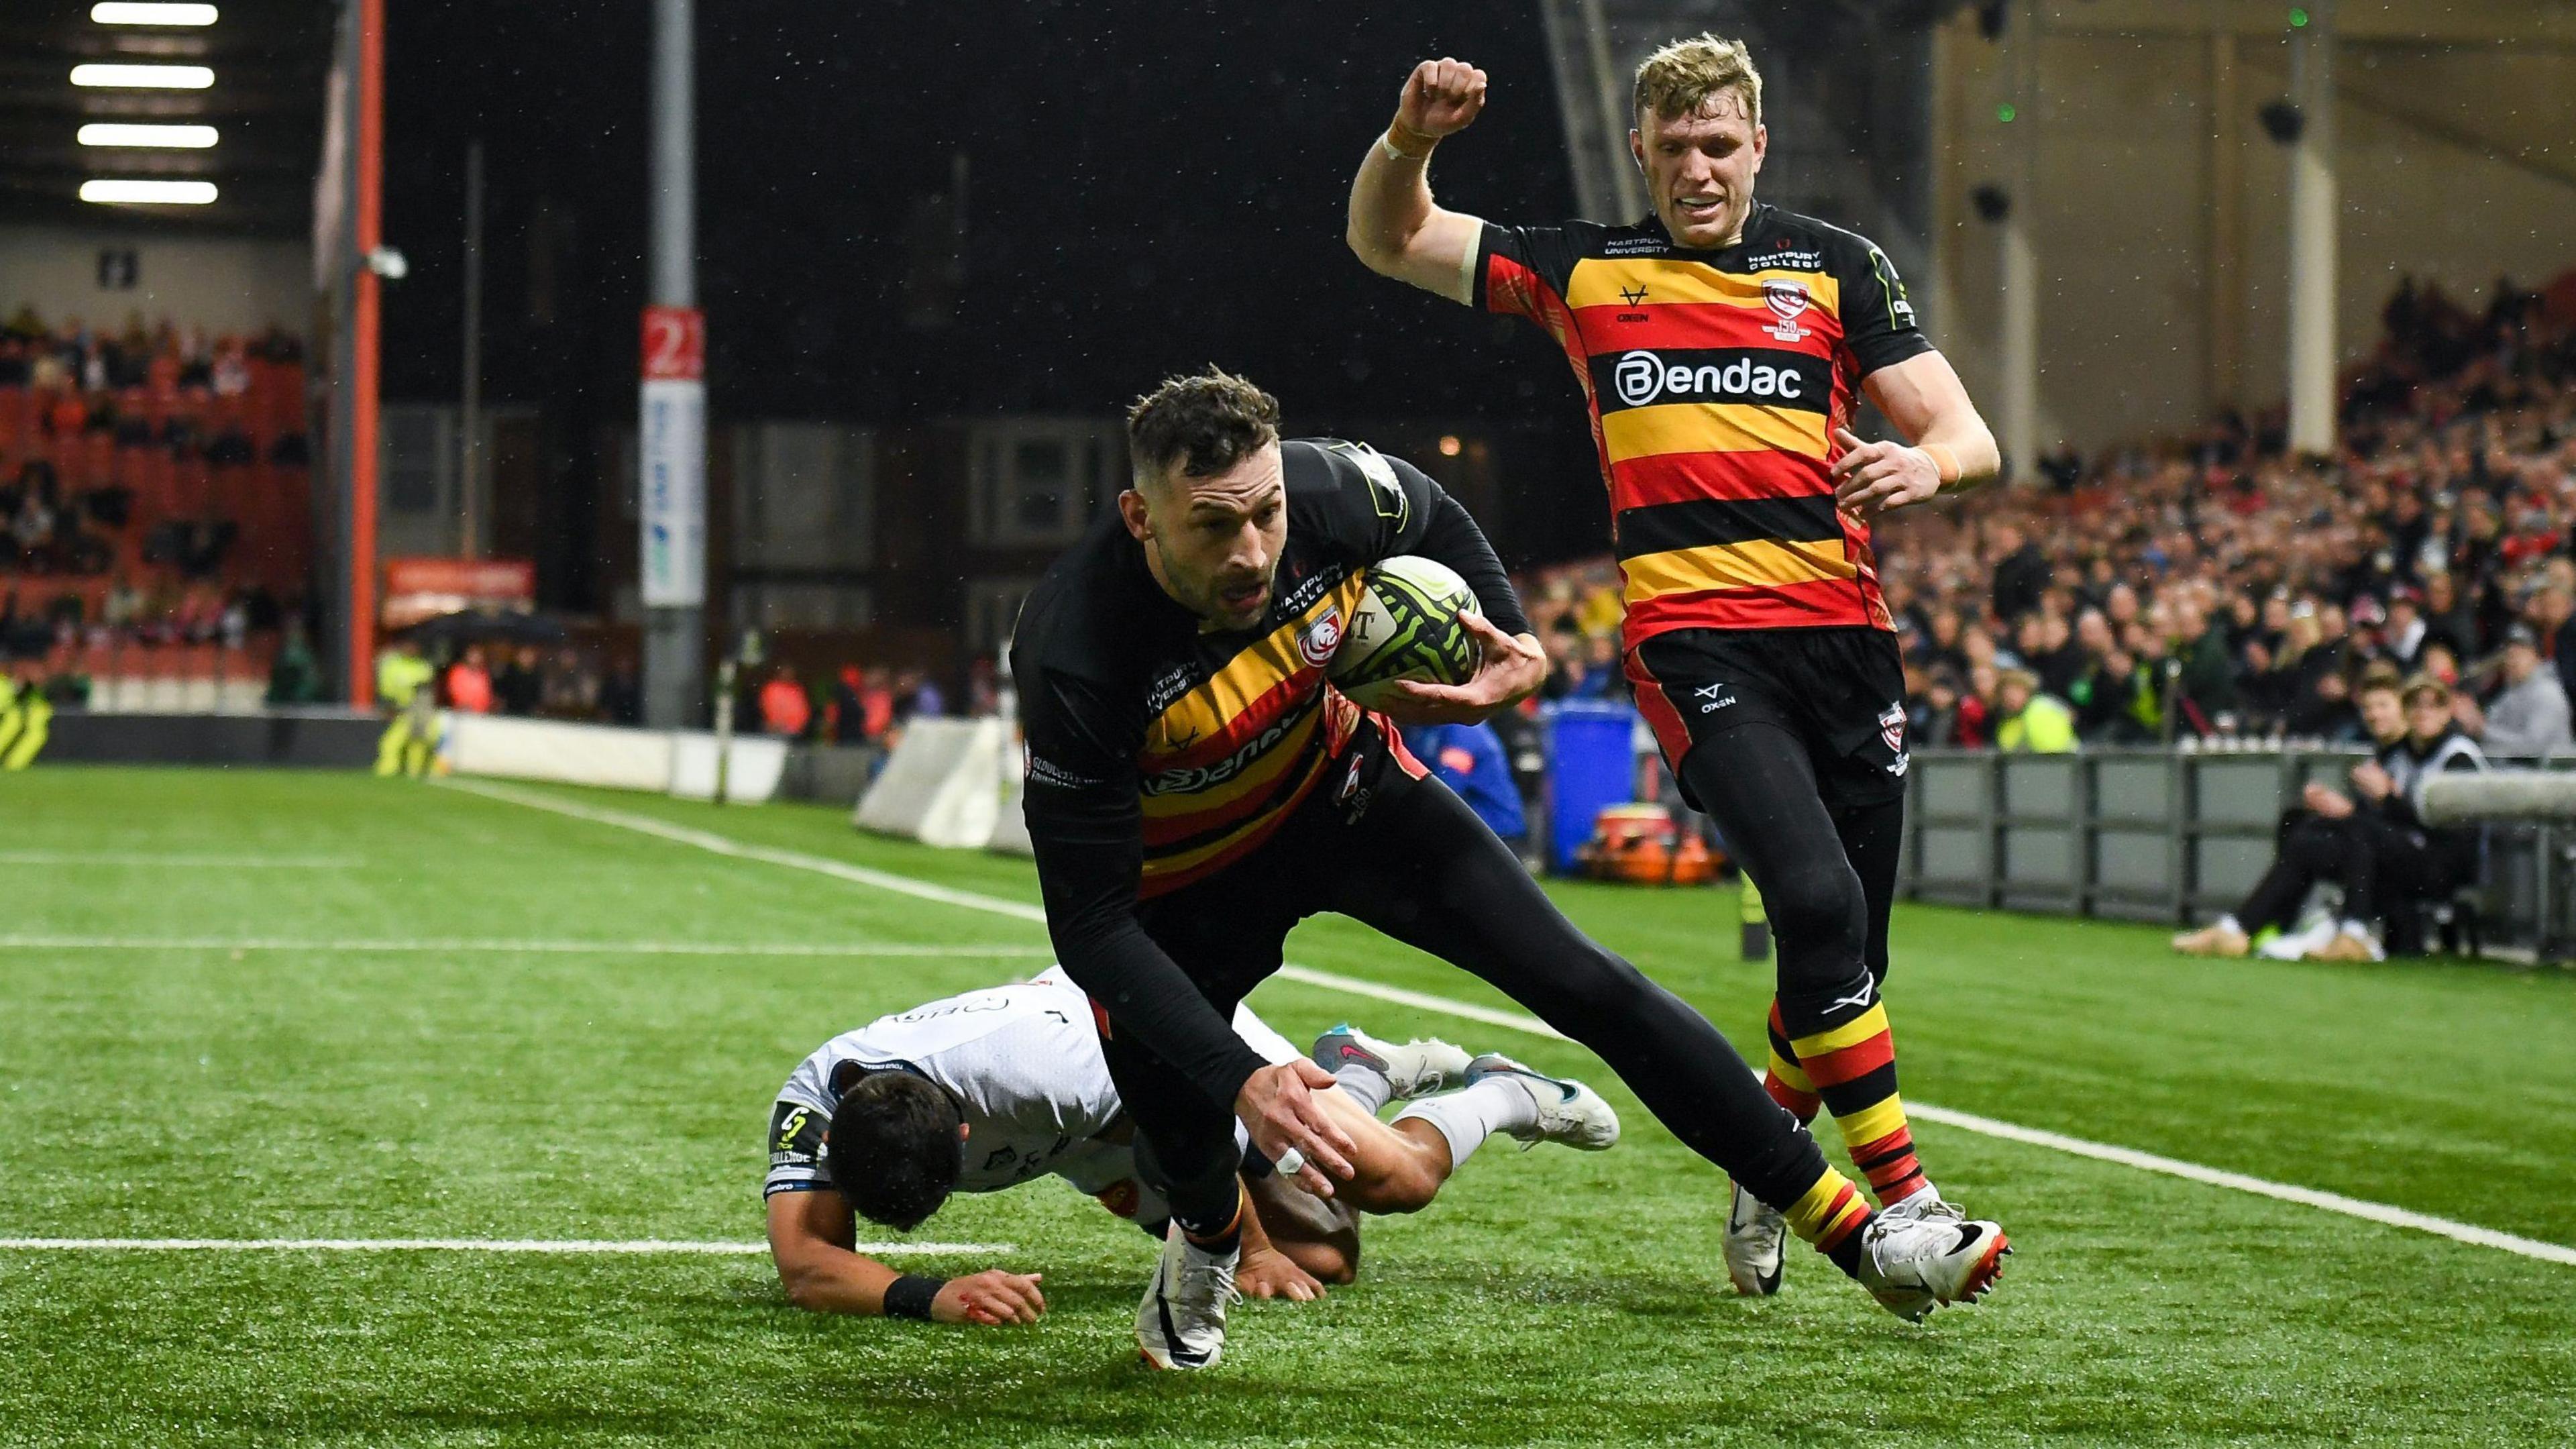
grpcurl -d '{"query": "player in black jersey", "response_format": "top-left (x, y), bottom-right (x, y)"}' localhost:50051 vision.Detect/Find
top-left (1012, 368), bottom-right (1964, 1369)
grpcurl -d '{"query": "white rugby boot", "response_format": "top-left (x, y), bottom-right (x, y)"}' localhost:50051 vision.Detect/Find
top-left (1856, 1199), bottom-right (2010, 1322)
top-left (1722, 1178), bottom-right (1788, 1296)
top-left (1134, 1222), bottom-right (1240, 1370)
top-left (1463, 1053), bottom-right (1621, 1150)
top-left (1311, 1024), bottom-right (1473, 1102)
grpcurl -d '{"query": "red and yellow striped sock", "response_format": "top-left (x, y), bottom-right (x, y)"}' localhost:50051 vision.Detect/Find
top-left (1789, 1002), bottom-right (1929, 1208)
top-left (1780, 1167), bottom-right (1876, 1277)
top-left (1763, 999), bottom-right (1823, 1122)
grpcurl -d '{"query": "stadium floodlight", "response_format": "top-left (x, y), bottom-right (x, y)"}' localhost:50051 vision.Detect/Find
top-left (78, 123), bottom-right (219, 148)
top-left (70, 64), bottom-right (214, 88)
top-left (91, 3), bottom-right (219, 23)
top-left (80, 178), bottom-right (218, 204)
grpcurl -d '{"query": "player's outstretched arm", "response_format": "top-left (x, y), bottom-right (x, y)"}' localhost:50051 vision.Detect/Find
top-left (765, 1190), bottom-right (1044, 1325)
top-left (1347, 57), bottom-right (1491, 304)
top-left (1835, 352), bottom-right (2002, 516)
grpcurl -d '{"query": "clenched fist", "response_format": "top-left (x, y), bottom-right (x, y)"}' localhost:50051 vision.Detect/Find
top-left (1397, 57), bottom-right (1487, 141)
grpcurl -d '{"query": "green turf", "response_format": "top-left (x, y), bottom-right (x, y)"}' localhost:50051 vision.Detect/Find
top-left (2, 767), bottom-right (2572, 1446)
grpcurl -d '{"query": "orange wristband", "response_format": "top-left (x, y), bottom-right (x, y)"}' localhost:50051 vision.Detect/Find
top-left (1381, 121), bottom-right (1439, 161)
top-left (1919, 443), bottom-right (1962, 484)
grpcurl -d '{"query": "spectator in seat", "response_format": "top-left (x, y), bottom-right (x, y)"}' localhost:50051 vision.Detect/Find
top-left (2381, 588), bottom-right (2428, 672)
top-left (2421, 572), bottom-right (2476, 661)
top-left (857, 666), bottom-right (897, 741)
top-left (906, 669), bottom-right (947, 720)
top-left (1906, 664), bottom-right (1965, 748)
top-left (1994, 668), bottom-right (2076, 753)
top-left (2457, 625), bottom-right (2571, 757)
top-left (2174, 674), bottom-right (2484, 963)
top-left (2528, 582), bottom-right (2576, 707)
top-left (759, 665), bottom-right (812, 739)
top-left (494, 645), bottom-right (543, 716)
top-left (830, 665), bottom-right (870, 745)
top-left (267, 619), bottom-right (323, 706)
top-left (445, 646), bottom-right (494, 714)
top-left (1990, 520), bottom-right (2050, 624)
top-left (2161, 594), bottom-right (2239, 733)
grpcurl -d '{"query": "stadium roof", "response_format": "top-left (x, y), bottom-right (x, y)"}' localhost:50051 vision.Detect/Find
top-left (0, 0), bottom-right (333, 235)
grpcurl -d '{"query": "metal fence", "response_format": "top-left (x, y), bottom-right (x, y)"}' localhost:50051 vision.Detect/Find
top-left (1898, 747), bottom-right (2576, 958)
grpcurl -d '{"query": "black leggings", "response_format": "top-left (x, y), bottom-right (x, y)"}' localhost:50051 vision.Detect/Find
top-left (1104, 747), bottom-right (1833, 1234)
top-left (1676, 720), bottom-right (1902, 1038)
top-left (2237, 811), bottom-right (2451, 932)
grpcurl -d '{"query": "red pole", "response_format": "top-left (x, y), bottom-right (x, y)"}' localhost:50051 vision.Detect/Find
top-left (348, 0), bottom-right (384, 706)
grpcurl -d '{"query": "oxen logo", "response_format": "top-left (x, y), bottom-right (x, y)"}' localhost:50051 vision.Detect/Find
top-left (1762, 280), bottom-right (1812, 342)
top-left (1297, 608), bottom-right (1344, 669)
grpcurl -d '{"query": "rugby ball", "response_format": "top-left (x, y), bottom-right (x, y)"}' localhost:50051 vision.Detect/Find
top-left (1328, 555), bottom-right (1483, 710)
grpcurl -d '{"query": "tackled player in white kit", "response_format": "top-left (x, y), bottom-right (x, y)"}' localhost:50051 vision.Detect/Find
top-left (764, 965), bottom-right (1619, 1326)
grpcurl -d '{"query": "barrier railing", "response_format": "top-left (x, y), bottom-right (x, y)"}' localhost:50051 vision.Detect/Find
top-left (1900, 746), bottom-right (2576, 957)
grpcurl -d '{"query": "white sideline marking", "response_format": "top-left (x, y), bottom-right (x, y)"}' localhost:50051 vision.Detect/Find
top-left (0, 1238), bottom-right (1009, 1256)
top-left (0, 934), bottom-right (1051, 958)
top-left (443, 777), bottom-right (2576, 1269)
top-left (1897, 1105), bottom-right (2576, 1265)
top-left (0, 852), bottom-right (360, 868)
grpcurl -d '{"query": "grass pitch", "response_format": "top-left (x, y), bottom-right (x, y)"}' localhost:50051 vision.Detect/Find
top-left (2, 767), bottom-right (2572, 1446)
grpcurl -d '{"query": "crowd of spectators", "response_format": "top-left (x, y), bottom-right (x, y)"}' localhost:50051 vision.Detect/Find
top-left (743, 661), bottom-right (994, 745)
top-left (1509, 270), bottom-right (2576, 761)
top-left (407, 641), bottom-right (1000, 749)
top-left (2, 309), bottom-right (313, 704)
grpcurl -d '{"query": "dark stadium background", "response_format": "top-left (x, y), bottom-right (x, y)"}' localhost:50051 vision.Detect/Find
top-left (373, 1), bottom-right (1603, 612)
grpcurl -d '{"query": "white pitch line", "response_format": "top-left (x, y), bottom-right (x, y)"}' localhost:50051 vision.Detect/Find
top-left (445, 776), bottom-right (2576, 1269)
top-left (0, 1237), bottom-right (1009, 1256)
top-left (0, 852), bottom-right (361, 868)
top-left (0, 934), bottom-right (1052, 958)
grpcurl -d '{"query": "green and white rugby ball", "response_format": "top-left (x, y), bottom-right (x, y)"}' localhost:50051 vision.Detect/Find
top-left (1328, 555), bottom-right (1484, 710)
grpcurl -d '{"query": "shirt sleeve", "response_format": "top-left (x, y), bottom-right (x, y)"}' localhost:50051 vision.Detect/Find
top-left (1474, 221), bottom-right (1582, 323)
top-left (1834, 237), bottom-right (1935, 380)
top-left (763, 1099), bottom-right (833, 1198)
top-left (1014, 659), bottom-right (1271, 1110)
top-left (1301, 442), bottom-right (1532, 638)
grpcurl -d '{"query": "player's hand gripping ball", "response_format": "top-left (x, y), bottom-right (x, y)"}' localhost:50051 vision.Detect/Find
top-left (1328, 555), bottom-right (1484, 710)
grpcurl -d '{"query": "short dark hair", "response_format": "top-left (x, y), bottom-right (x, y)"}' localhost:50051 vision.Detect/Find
top-left (1125, 366), bottom-right (1279, 490)
top-left (824, 1073), bottom-right (963, 1231)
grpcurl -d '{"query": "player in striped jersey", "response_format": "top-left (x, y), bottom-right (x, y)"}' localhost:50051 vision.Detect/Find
top-left (1013, 368), bottom-right (1988, 1368)
top-left (1348, 34), bottom-right (2010, 1304)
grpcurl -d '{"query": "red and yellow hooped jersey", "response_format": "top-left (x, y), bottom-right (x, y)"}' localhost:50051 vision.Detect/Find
top-left (1477, 204), bottom-right (1933, 641)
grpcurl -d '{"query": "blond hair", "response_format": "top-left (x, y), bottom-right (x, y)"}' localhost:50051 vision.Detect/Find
top-left (1632, 32), bottom-right (1763, 128)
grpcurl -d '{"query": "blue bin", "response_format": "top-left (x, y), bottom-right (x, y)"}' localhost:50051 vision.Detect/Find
top-left (1542, 701), bottom-right (1639, 874)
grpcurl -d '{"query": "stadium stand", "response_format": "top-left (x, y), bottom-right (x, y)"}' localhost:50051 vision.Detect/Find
top-left (1512, 270), bottom-right (2576, 759)
top-left (0, 309), bottom-right (313, 712)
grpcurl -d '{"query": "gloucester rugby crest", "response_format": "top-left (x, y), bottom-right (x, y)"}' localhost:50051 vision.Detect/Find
top-left (1297, 607), bottom-right (1344, 669)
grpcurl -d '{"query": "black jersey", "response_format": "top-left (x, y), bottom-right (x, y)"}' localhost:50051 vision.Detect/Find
top-left (1011, 437), bottom-right (1528, 1105)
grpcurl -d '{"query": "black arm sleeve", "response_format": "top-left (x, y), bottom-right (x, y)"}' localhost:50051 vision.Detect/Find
top-left (1017, 667), bottom-right (1270, 1110)
top-left (1300, 441), bottom-right (1530, 637)
top-left (1408, 486), bottom-right (1531, 639)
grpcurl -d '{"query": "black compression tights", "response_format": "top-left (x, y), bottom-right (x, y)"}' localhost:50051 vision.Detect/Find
top-left (1315, 771), bottom-right (1833, 1210)
top-left (1677, 721), bottom-right (1900, 1037)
